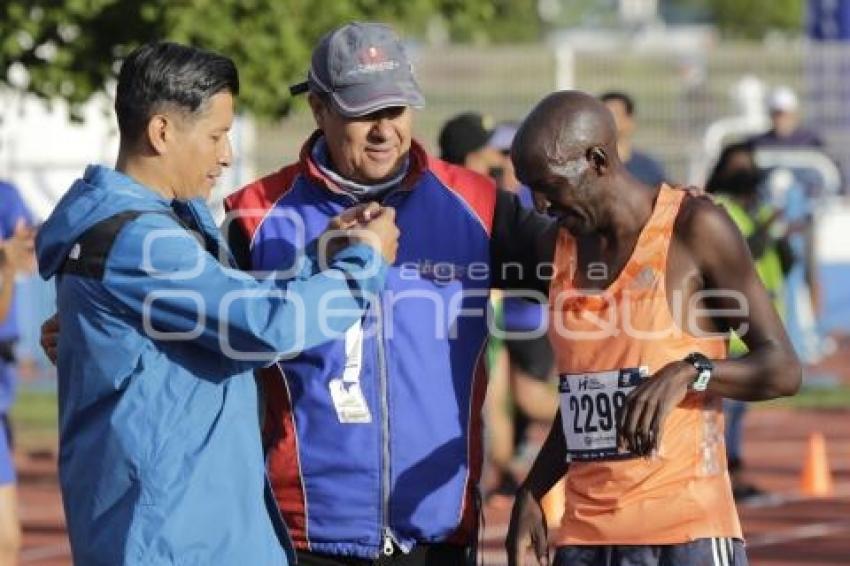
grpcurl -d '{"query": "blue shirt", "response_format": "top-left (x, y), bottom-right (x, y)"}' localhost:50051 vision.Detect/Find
top-left (626, 151), bottom-right (667, 188)
top-left (0, 181), bottom-right (33, 414)
top-left (0, 181), bottom-right (33, 341)
top-left (748, 128), bottom-right (824, 149)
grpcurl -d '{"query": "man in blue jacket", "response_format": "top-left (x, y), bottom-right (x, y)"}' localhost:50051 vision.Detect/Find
top-left (226, 22), bottom-right (552, 565)
top-left (35, 41), bottom-right (398, 565)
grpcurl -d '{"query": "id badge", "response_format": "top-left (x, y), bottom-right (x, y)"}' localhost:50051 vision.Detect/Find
top-left (329, 323), bottom-right (372, 424)
top-left (559, 366), bottom-right (648, 462)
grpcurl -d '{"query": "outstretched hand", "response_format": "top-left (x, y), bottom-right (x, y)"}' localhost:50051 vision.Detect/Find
top-left (40, 314), bottom-right (59, 365)
top-left (506, 487), bottom-right (550, 566)
top-left (0, 220), bottom-right (36, 275)
top-left (323, 203), bottom-right (400, 265)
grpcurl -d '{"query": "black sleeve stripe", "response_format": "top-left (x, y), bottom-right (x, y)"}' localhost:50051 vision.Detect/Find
top-left (224, 216), bottom-right (252, 271)
top-left (60, 210), bottom-right (182, 280)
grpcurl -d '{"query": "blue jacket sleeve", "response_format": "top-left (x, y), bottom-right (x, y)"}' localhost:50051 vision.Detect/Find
top-left (222, 201), bottom-right (321, 278)
top-left (102, 213), bottom-right (386, 370)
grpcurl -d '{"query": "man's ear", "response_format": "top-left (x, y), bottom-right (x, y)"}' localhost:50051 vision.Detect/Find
top-left (587, 146), bottom-right (609, 174)
top-left (146, 114), bottom-right (171, 156)
top-left (307, 93), bottom-right (326, 129)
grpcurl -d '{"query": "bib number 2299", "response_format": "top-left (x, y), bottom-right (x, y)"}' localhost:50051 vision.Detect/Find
top-left (559, 367), bottom-right (648, 462)
top-left (568, 390), bottom-right (627, 435)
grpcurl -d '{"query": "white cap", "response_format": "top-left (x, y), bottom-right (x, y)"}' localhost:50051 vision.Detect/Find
top-left (767, 86), bottom-right (799, 113)
top-left (488, 122), bottom-right (519, 152)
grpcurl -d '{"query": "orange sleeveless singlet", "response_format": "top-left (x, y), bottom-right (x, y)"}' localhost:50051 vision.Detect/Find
top-left (548, 185), bottom-right (742, 545)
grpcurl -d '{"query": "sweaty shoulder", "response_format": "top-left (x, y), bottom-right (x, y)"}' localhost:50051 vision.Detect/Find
top-left (427, 156), bottom-right (497, 234)
top-left (673, 193), bottom-right (749, 268)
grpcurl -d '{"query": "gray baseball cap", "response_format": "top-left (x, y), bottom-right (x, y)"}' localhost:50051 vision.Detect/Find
top-left (290, 22), bottom-right (425, 117)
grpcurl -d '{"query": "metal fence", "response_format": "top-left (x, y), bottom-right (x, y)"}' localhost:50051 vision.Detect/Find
top-left (255, 40), bottom-right (850, 193)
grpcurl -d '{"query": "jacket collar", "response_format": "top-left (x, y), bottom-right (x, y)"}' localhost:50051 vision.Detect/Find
top-left (298, 130), bottom-right (430, 199)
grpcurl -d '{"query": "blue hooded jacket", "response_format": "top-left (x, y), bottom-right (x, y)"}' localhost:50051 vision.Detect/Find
top-left (36, 166), bottom-right (387, 565)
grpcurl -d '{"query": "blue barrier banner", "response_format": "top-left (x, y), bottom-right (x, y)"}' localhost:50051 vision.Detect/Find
top-left (809, 0), bottom-right (850, 40)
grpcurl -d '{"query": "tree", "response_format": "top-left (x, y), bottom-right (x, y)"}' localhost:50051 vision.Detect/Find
top-left (0, 0), bottom-right (541, 120)
top-left (710, 0), bottom-right (804, 38)
top-left (663, 0), bottom-right (804, 39)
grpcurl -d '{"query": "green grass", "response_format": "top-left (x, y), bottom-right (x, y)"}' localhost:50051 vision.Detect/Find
top-left (761, 385), bottom-right (850, 411)
top-left (9, 389), bottom-right (59, 450)
top-left (5, 383), bottom-right (848, 451)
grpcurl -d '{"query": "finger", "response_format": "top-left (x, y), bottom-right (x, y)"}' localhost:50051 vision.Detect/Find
top-left (338, 203), bottom-right (367, 221)
top-left (41, 334), bottom-right (55, 358)
top-left (620, 392), bottom-right (643, 453)
top-left (651, 401), bottom-right (675, 456)
top-left (380, 206), bottom-right (396, 221)
top-left (635, 394), bottom-right (660, 456)
top-left (327, 216), bottom-right (343, 231)
top-left (13, 218), bottom-right (27, 237)
top-left (334, 204), bottom-right (372, 229)
top-left (42, 315), bottom-right (58, 332)
top-left (648, 414), bottom-right (661, 457)
top-left (627, 387), bottom-right (654, 454)
top-left (359, 202), bottom-right (381, 222)
top-left (532, 523), bottom-right (549, 566)
top-left (508, 534), bottom-right (529, 566)
top-left (43, 344), bottom-right (56, 365)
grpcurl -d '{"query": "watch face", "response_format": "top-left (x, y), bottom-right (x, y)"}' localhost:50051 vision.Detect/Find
top-left (688, 353), bottom-right (712, 371)
top-left (692, 369), bottom-right (711, 391)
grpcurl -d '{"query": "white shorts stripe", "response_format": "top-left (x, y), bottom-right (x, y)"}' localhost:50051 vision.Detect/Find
top-left (720, 537), bottom-right (730, 566)
top-left (711, 538), bottom-right (722, 566)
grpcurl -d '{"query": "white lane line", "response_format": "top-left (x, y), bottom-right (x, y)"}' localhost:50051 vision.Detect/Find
top-left (740, 488), bottom-right (850, 509)
top-left (747, 520), bottom-right (850, 548)
top-left (20, 542), bottom-right (71, 563)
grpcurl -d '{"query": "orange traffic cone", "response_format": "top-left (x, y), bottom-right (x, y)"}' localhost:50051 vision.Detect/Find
top-left (541, 476), bottom-right (565, 528)
top-left (800, 432), bottom-right (835, 497)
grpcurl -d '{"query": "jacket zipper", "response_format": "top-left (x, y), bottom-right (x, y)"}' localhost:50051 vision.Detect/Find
top-left (375, 298), bottom-right (399, 556)
top-left (378, 190), bottom-right (408, 557)
top-left (376, 193), bottom-right (410, 556)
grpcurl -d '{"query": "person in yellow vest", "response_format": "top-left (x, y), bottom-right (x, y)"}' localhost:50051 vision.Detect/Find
top-left (505, 91), bottom-right (801, 566)
top-left (706, 141), bottom-right (794, 501)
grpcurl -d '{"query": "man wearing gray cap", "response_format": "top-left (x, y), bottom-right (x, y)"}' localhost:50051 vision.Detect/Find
top-left (226, 21), bottom-right (552, 566)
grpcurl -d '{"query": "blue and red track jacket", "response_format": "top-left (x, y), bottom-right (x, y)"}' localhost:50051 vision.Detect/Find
top-left (225, 133), bottom-right (550, 559)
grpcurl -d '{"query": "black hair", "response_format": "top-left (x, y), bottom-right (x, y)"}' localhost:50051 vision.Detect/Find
top-left (599, 91), bottom-right (635, 116)
top-left (115, 41), bottom-right (239, 144)
top-left (705, 140), bottom-right (758, 194)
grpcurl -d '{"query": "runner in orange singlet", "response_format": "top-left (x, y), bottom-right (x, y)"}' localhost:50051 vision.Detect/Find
top-left (505, 91), bottom-right (801, 566)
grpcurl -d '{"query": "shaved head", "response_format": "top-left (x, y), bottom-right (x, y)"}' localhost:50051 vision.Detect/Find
top-left (512, 90), bottom-right (619, 177)
top-left (511, 90), bottom-right (630, 235)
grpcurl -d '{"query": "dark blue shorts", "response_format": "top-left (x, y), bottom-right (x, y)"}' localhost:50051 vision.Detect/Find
top-left (0, 415), bottom-right (15, 485)
top-left (554, 538), bottom-right (747, 566)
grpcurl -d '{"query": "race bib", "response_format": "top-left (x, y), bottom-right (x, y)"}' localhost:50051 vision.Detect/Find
top-left (559, 366), bottom-right (648, 462)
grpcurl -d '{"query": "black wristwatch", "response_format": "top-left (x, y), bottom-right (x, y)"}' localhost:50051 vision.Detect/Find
top-left (684, 352), bottom-right (714, 392)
